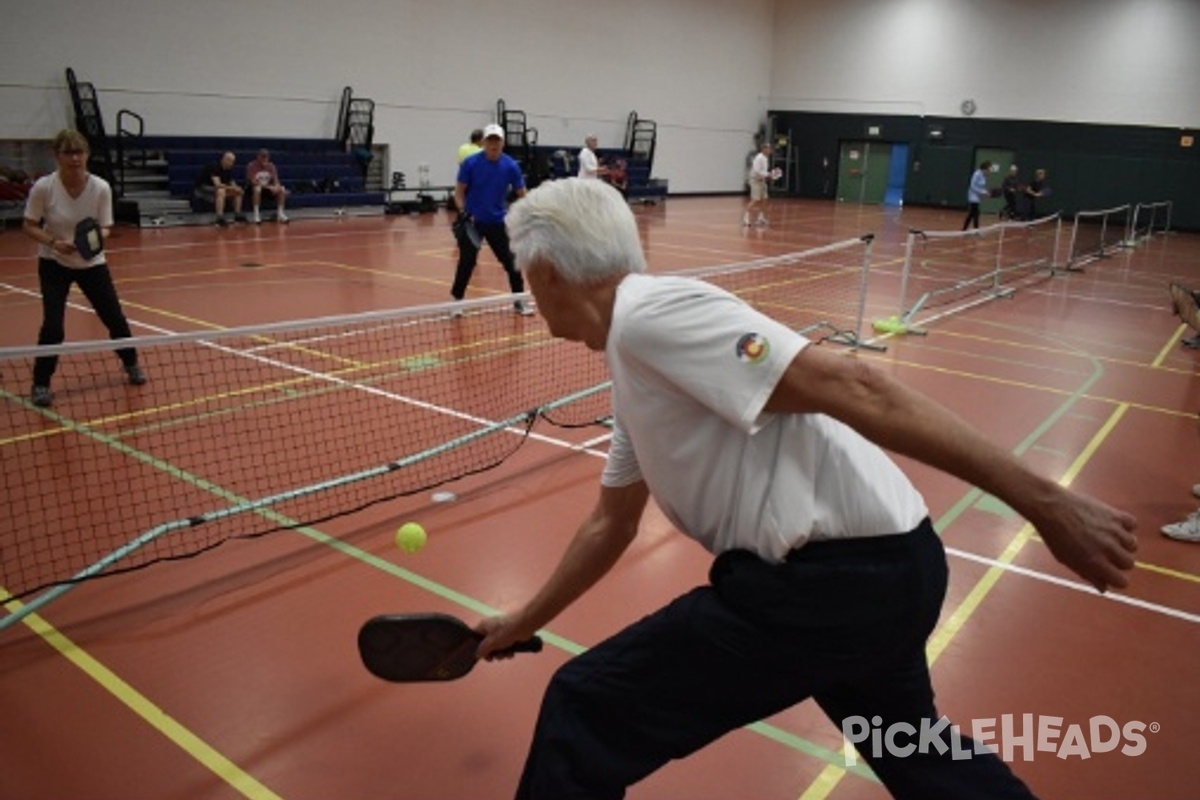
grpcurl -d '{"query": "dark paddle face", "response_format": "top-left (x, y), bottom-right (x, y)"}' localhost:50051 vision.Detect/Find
top-left (74, 217), bottom-right (104, 260)
top-left (358, 613), bottom-right (543, 682)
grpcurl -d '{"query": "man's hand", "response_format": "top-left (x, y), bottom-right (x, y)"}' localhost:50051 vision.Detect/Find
top-left (475, 613), bottom-right (539, 661)
top-left (1033, 492), bottom-right (1137, 593)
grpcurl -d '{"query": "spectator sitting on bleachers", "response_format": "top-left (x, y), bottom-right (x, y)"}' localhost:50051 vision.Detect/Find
top-left (195, 152), bottom-right (246, 226)
top-left (0, 165), bottom-right (35, 203)
top-left (246, 149), bottom-right (288, 224)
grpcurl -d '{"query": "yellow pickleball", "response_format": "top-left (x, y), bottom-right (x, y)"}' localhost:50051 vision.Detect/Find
top-left (395, 522), bottom-right (427, 553)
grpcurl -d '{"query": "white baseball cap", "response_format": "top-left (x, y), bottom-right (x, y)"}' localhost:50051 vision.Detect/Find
top-left (483, 123), bottom-right (505, 140)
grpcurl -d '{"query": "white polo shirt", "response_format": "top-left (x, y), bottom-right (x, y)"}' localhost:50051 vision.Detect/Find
top-left (601, 274), bottom-right (928, 561)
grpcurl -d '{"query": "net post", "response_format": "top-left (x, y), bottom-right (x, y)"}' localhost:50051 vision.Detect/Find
top-left (897, 229), bottom-right (919, 321)
top-left (850, 234), bottom-right (886, 352)
top-left (992, 223), bottom-right (1006, 293)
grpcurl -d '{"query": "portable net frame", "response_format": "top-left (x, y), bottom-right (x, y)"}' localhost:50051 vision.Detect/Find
top-left (1128, 201), bottom-right (1172, 244)
top-left (0, 237), bottom-right (875, 630)
top-left (1065, 204), bottom-right (1131, 269)
top-left (885, 215), bottom-right (1061, 332)
top-left (682, 235), bottom-right (877, 350)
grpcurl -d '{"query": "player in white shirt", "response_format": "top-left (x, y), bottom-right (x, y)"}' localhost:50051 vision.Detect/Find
top-left (23, 129), bottom-right (146, 408)
top-left (483, 178), bottom-right (1138, 799)
top-left (576, 135), bottom-right (607, 180)
top-left (744, 142), bottom-right (775, 227)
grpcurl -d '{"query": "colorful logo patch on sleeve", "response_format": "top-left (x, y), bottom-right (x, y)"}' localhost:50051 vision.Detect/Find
top-left (734, 333), bottom-right (770, 364)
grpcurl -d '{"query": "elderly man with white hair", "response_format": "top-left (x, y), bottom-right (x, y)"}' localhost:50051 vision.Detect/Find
top-left (477, 177), bottom-right (1138, 799)
top-left (577, 134), bottom-right (608, 180)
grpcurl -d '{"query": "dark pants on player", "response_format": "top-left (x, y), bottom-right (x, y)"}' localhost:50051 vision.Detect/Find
top-left (451, 220), bottom-right (525, 301)
top-left (1002, 191), bottom-right (1018, 220)
top-left (962, 202), bottom-right (983, 230)
top-left (33, 257), bottom-right (138, 387)
top-left (514, 520), bottom-right (1038, 800)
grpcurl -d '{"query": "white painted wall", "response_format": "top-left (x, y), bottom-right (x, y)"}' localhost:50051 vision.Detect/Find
top-left (0, 0), bottom-right (774, 191)
top-left (769, 0), bottom-right (1200, 128)
top-left (1, 1), bottom-right (1195, 191)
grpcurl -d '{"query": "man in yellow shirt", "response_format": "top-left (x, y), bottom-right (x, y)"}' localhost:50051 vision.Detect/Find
top-left (457, 129), bottom-right (484, 164)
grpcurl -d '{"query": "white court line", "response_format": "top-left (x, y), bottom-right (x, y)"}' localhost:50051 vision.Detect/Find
top-left (945, 546), bottom-right (1200, 623)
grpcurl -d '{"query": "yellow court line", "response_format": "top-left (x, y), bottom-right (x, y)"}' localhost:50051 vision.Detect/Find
top-left (862, 350), bottom-right (1194, 423)
top-left (795, 404), bottom-right (1130, 800)
top-left (797, 764), bottom-right (850, 800)
top-left (1151, 323), bottom-right (1190, 368)
top-left (1024, 533), bottom-right (1200, 584)
top-left (300, 259), bottom-right (454, 286)
top-left (4, 598), bottom-right (283, 800)
top-left (116, 265), bottom-right (287, 286)
top-left (1135, 560), bottom-right (1200, 584)
top-left (919, 327), bottom-right (1195, 376)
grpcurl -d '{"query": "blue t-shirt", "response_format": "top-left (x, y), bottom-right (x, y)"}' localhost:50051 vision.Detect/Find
top-left (457, 152), bottom-right (525, 225)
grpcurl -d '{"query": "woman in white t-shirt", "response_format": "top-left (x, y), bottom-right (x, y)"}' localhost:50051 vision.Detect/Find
top-left (477, 178), bottom-right (1138, 800)
top-left (23, 129), bottom-right (145, 408)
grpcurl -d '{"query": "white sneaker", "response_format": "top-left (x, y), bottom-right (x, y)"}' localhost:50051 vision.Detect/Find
top-left (514, 300), bottom-right (535, 317)
top-left (756, 215), bottom-right (768, 228)
top-left (277, 211), bottom-right (289, 224)
top-left (252, 209), bottom-right (262, 225)
top-left (449, 302), bottom-right (464, 319)
top-left (742, 214), bottom-right (751, 227)
top-left (1161, 509), bottom-right (1200, 542)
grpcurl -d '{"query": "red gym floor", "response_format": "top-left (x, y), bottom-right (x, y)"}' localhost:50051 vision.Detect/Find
top-left (1, 197), bottom-right (1197, 800)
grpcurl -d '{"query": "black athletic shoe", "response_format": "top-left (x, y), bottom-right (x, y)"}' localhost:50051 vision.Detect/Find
top-left (31, 385), bottom-right (53, 407)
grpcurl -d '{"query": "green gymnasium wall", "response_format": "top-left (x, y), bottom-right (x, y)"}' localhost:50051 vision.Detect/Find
top-left (769, 111), bottom-right (1200, 231)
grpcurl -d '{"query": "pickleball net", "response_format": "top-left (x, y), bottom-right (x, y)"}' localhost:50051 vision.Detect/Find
top-left (1066, 204), bottom-right (1131, 268)
top-left (0, 236), bottom-right (875, 629)
top-left (878, 214), bottom-right (1060, 333)
top-left (1129, 201), bottom-right (1172, 244)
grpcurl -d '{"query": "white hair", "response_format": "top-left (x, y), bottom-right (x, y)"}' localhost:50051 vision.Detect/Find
top-left (506, 178), bottom-right (646, 284)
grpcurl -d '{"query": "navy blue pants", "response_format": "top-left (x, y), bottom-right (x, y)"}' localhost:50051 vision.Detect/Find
top-left (514, 520), bottom-right (1038, 799)
top-left (451, 220), bottom-right (524, 301)
top-left (33, 257), bottom-right (138, 387)
top-left (963, 202), bottom-right (983, 230)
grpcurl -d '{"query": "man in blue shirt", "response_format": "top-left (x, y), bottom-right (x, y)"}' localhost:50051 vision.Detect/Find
top-left (452, 123), bottom-right (533, 316)
top-left (961, 160), bottom-right (992, 231)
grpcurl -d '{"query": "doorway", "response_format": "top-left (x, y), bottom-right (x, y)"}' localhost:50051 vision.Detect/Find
top-left (837, 141), bottom-right (909, 205)
top-left (974, 147), bottom-right (1016, 216)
